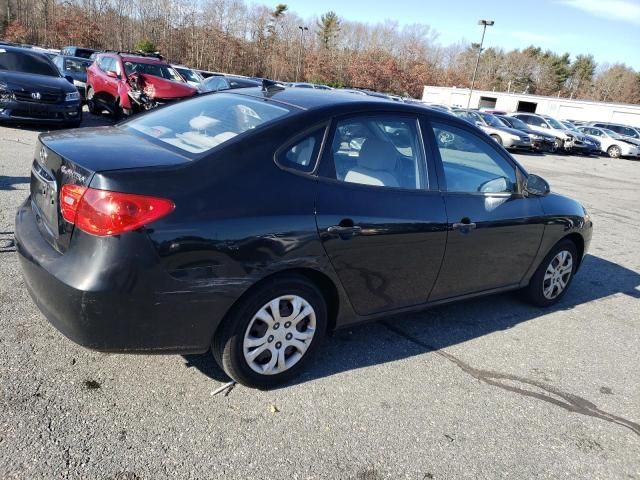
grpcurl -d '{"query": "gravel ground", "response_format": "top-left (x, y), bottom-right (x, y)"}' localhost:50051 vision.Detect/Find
top-left (0, 111), bottom-right (638, 479)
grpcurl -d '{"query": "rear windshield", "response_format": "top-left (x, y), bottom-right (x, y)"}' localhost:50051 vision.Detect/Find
top-left (126, 93), bottom-right (291, 154)
top-left (175, 67), bottom-right (201, 83)
top-left (64, 58), bottom-right (91, 73)
top-left (0, 49), bottom-right (59, 76)
top-left (73, 48), bottom-right (95, 59)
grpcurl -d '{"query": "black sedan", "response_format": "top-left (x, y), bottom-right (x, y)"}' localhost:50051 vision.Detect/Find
top-left (0, 46), bottom-right (82, 127)
top-left (16, 86), bottom-right (593, 388)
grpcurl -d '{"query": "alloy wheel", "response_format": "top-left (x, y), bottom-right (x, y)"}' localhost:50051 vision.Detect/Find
top-left (243, 295), bottom-right (316, 375)
top-left (608, 145), bottom-right (621, 158)
top-left (542, 250), bottom-right (573, 300)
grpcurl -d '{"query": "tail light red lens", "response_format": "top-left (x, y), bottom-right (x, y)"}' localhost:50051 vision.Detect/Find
top-left (60, 185), bottom-right (175, 236)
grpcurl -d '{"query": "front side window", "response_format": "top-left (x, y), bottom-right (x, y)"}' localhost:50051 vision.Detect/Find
top-left (322, 115), bottom-right (427, 190)
top-left (126, 93), bottom-right (291, 154)
top-left (432, 122), bottom-right (517, 194)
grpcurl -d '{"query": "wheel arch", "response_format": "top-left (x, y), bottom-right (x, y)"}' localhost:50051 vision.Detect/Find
top-left (216, 267), bottom-right (341, 339)
top-left (563, 232), bottom-right (585, 270)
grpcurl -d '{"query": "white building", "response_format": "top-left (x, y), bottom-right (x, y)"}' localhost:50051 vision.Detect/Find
top-left (421, 86), bottom-right (640, 127)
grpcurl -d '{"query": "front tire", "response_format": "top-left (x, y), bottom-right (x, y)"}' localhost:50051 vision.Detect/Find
top-left (86, 88), bottom-right (99, 115)
top-left (521, 239), bottom-right (578, 307)
top-left (490, 134), bottom-right (503, 146)
top-left (212, 275), bottom-right (327, 389)
top-left (607, 145), bottom-right (621, 158)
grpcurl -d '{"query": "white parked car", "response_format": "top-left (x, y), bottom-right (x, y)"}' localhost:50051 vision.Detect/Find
top-left (510, 113), bottom-right (571, 151)
top-left (172, 65), bottom-right (204, 89)
top-left (578, 126), bottom-right (640, 158)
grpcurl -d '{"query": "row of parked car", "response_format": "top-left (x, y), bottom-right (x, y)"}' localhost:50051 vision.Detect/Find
top-left (425, 105), bottom-right (640, 159)
top-left (0, 42), bottom-right (270, 126)
top-left (2, 40), bottom-right (640, 161)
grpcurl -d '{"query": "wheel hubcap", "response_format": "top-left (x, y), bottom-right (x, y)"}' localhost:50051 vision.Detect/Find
top-left (243, 295), bottom-right (316, 375)
top-left (542, 250), bottom-right (573, 300)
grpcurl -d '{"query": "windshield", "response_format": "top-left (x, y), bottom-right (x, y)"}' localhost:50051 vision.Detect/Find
top-left (127, 93), bottom-right (291, 154)
top-left (504, 116), bottom-right (528, 130)
top-left (479, 113), bottom-right (504, 128)
top-left (64, 58), bottom-right (91, 73)
top-left (124, 61), bottom-right (183, 82)
top-left (561, 121), bottom-right (580, 133)
top-left (0, 50), bottom-right (60, 76)
top-left (175, 67), bottom-right (201, 83)
top-left (601, 128), bottom-right (624, 139)
top-left (544, 117), bottom-right (565, 129)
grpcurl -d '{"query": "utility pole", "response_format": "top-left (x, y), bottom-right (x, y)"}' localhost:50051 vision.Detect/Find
top-left (467, 19), bottom-right (494, 109)
top-left (295, 26), bottom-right (308, 82)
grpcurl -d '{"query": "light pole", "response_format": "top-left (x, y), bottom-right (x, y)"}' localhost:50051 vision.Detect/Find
top-left (467, 19), bottom-right (494, 108)
top-left (295, 26), bottom-right (308, 82)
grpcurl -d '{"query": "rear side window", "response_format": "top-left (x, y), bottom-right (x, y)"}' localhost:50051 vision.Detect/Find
top-left (276, 127), bottom-right (326, 173)
top-left (432, 122), bottom-right (516, 194)
top-left (127, 93), bottom-right (291, 154)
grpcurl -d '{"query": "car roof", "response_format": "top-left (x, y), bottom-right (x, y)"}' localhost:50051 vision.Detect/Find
top-left (0, 44), bottom-right (46, 55)
top-left (103, 52), bottom-right (166, 64)
top-left (226, 86), bottom-right (457, 119)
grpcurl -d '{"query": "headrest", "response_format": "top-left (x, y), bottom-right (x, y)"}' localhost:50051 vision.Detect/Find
top-left (357, 138), bottom-right (397, 171)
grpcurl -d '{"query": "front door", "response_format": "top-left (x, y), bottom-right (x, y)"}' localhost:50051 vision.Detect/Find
top-left (426, 120), bottom-right (545, 300)
top-left (315, 113), bottom-right (448, 316)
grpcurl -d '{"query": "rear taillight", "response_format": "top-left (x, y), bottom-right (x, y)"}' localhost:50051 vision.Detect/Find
top-left (60, 185), bottom-right (175, 236)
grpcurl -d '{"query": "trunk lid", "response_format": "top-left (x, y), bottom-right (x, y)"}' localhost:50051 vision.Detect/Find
top-left (31, 127), bottom-right (191, 252)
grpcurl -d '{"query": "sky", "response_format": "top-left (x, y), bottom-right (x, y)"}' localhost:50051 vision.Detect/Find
top-left (288, 0), bottom-right (640, 70)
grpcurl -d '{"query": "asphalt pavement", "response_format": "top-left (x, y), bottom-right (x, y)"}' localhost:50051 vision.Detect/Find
top-left (0, 112), bottom-right (638, 479)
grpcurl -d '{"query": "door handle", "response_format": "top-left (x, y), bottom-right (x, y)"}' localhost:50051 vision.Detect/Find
top-left (327, 225), bottom-right (362, 235)
top-left (452, 222), bottom-right (477, 231)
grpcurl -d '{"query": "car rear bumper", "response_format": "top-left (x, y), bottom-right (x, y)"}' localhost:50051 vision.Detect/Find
top-left (0, 99), bottom-right (82, 124)
top-left (15, 199), bottom-right (242, 354)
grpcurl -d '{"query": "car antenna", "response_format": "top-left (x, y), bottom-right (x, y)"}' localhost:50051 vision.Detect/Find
top-left (262, 79), bottom-right (285, 93)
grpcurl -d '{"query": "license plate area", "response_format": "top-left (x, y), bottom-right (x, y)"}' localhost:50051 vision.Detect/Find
top-left (31, 161), bottom-right (59, 239)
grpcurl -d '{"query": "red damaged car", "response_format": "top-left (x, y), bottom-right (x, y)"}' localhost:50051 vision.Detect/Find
top-left (86, 52), bottom-right (198, 117)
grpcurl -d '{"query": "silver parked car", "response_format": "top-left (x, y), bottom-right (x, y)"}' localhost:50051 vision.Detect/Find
top-left (578, 126), bottom-right (640, 158)
top-left (454, 110), bottom-right (532, 150)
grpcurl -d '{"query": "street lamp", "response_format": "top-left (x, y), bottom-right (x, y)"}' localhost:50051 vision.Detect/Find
top-left (295, 26), bottom-right (309, 82)
top-left (467, 19), bottom-right (494, 108)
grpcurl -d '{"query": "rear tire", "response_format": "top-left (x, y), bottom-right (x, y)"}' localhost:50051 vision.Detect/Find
top-left (521, 239), bottom-right (578, 307)
top-left (212, 274), bottom-right (327, 389)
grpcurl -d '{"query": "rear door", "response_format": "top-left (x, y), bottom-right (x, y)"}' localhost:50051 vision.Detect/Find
top-left (315, 113), bottom-right (448, 316)
top-left (426, 119), bottom-right (545, 300)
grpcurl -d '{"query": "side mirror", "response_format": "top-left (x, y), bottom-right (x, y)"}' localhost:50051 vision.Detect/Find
top-left (524, 174), bottom-right (550, 196)
top-left (540, 123), bottom-right (549, 129)
top-left (475, 121), bottom-right (483, 127)
top-left (64, 75), bottom-right (74, 84)
top-left (106, 70), bottom-right (119, 79)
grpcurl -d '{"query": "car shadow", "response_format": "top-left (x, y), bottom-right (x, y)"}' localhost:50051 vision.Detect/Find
top-left (0, 176), bottom-right (30, 191)
top-left (182, 254), bottom-right (640, 387)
